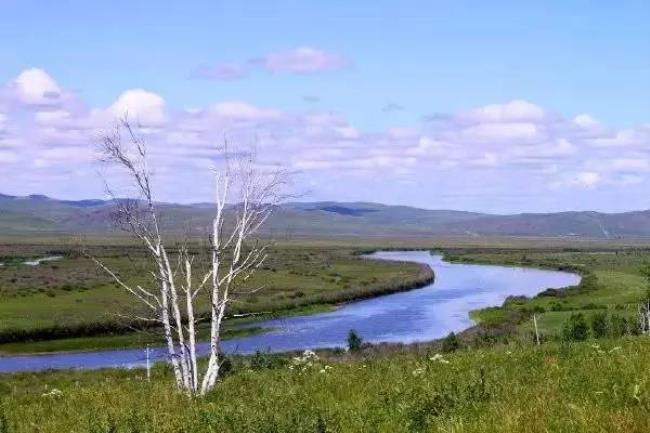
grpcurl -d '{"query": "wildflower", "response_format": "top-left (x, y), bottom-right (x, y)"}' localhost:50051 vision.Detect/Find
top-left (632, 384), bottom-right (642, 403)
top-left (590, 344), bottom-right (605, 355)
top-left (319, 369), bottom-right (326, 374)
top-left (412, 367), bottom-right (425, 376)
top-left (42, 388), bottom-right (63, 398)
top-left (429, 354), bottom-right (450, 364)
top-left (608, 346), bottom-right (622, 354)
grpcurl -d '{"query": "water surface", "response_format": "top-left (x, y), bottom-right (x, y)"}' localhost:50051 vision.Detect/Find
top-left (0, 251), bottom-right (580, 373)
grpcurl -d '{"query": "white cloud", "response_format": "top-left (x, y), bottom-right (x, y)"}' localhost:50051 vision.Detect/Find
top-left (34, 109), bottom-right (71, 125)
top-left (256, 47), bottom-right (345, 74)
top-left (1, 68), bottom-right (649, 211)
top-left (460, 100), bottom-right (546, 123)
top-left (573, 114), bottom-right (600, 129)
top-left (611, 158), bottom-right (650, 171)
top-left (459, 122), bottom-right (540, 143)
top-left (0, 150), bottom-right (18, 164)
top-left (574, 171), bottom-right (601, 188)
top-left (10, 68), bottom-right (61, 105)
top-left (109, 89), bottom-right (166, 125)
top-left (588, 128), bottom-right (647, 148)
top-left (210, 101), bottom-right (283, 121)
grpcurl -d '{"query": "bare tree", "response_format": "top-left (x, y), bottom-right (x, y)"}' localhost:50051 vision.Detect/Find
top-left (93, 119), bottom-right (286, 395)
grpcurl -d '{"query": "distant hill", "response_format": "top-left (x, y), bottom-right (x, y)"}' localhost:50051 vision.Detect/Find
top-left (1, 193), bottom-right (650, 238)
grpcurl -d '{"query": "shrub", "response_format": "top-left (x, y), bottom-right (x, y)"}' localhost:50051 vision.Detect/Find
top-left (610, 314), bottom-right (631, 337)
top-left (562, 313), bottom-right (589, 342)
top-left (249, 350), bottom-right (283, 370)
top-left (539, 288), bottom-right (563, 297)
top-left (347, 329), bottom-right (363, 352)
top-left (442, 332), bottom-right (461, 353)
top-left (590, 312), bottom-right (608, 338)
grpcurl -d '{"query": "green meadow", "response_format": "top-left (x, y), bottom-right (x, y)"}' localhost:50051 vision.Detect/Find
top-left (0, 240), bottom-right (432, 353)
top-left (3, 338), bottom-right (650, 432)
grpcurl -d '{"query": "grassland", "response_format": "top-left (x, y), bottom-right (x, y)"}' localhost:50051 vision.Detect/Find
top-left (2, 338), bottom-right (650, 432)
top-left (3, 237), bottom-right (650, 353)
top-left (0, 240), bottom-right (432, 353)
top-left (3, 237), bottom-right (650, 431)
top-left (442, 247), bottom-right (650, 340)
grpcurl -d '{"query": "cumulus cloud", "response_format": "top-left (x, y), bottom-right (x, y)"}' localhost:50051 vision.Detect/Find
top-left (1, 68), bottom-right (649, 211)
top-left (9, 68), bottom-right (62, 105)
top-left (109, 89), bottom-right (167, 125)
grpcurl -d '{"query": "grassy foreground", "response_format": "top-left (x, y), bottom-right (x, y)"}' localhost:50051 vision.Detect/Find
top-left (2, 338), bottom-right (650, 432)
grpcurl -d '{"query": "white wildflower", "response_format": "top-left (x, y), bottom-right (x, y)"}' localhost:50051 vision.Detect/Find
top-left (429, 353), bottom-right (450, 364)
top-left (42, 388), bottom-right (63, 398)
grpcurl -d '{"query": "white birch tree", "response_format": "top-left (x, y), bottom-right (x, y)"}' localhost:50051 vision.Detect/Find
top-left (93, 119), bottom-right (286, 395)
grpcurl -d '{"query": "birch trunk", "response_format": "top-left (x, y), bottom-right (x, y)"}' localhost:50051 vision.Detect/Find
top-left (94, 119), bottom-right (285, 395)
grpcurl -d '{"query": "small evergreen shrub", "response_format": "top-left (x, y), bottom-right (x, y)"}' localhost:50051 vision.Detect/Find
top-left (347, 329), bottom-right (363, 352)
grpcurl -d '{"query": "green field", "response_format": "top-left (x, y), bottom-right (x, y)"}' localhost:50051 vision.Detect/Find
top-left (3, 238), bottom-right (650, 353)
top-left (443, 248), bottom-right (650, 339)
top-left (0, 240), bottom-right (432, 353)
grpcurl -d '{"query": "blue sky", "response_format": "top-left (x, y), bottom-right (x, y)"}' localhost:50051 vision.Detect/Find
top-left (1, 1), bottom-right (649, 212)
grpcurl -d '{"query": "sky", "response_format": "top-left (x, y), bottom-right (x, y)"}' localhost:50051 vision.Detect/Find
top-left (1, 0), bottom-right (649, 213)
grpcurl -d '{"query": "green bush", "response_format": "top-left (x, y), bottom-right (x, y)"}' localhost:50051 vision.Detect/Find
top-left (590, 312), bottom-right (608, 338)
top-left (562, 313), bottom-right (589, 342)
top-left (442, 332), bottom-right (461, 353)
top-left (347, 329), bottom-right (363, 352)
top-left (609, 314), bottom-right (631, 337)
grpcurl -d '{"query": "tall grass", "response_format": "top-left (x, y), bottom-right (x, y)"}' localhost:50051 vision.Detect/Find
top-left (2, 338), bottom-right (650, 432)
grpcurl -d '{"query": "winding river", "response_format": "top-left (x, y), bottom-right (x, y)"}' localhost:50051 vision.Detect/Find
top-left (0, 251), bottom-right (580, 373)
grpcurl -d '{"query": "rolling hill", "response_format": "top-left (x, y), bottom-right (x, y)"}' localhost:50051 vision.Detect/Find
top-left (1, 193), bottom-right (650, 238)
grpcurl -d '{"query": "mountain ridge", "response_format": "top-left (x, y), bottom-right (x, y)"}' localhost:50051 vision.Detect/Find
top-left (1, 193), bottom-right (649, 238)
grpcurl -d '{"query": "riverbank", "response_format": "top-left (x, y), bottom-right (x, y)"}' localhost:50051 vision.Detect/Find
top-left (0, 249), bottom-right (434, 354)
top-left (0, 251), bottom-right (579, 372)
top-left (444, 247), bottom-right (647, 340)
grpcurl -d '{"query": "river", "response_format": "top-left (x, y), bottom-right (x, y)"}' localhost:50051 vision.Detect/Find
top-left (0, 251), bottom-right (580, 373)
